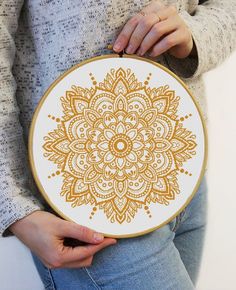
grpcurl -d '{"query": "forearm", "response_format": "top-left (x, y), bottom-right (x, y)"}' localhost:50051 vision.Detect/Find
top-left (0, 0), bottom-right (44, 238)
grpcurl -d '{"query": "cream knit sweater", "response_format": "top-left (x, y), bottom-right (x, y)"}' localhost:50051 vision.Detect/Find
top-left (0, 0), bottom-right (235, 237)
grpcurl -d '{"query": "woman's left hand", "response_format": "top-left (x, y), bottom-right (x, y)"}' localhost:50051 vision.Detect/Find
top-left (113, 0), bottom-right (194, 59)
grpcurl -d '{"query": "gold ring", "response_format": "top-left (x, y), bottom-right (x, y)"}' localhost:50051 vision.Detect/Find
top-left (156, 13), bottom-right (162, 22)
top-left (139, 11), bottom-right (162, 22)
top-left (138, 10), bottom-right (147, 17)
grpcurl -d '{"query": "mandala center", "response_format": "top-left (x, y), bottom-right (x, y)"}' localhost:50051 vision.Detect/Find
top-left (109, 134), bottom-right (133, 157)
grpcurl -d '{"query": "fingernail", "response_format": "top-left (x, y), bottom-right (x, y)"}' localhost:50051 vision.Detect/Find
top-left (149, 51), bottom-right (155, 57)
top-left (109, 239), bottom-right (117, 245)
top-left (126, 44), bottom-right (134, 54)
top-left (113, 42), bottom-right (121, 51)
top-left (93, 232), bottom-right (104, 242)
top-left (137, 49), bottom-right (143, 56)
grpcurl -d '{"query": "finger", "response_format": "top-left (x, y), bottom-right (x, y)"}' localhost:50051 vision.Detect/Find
top-left (124, 5), bottom-right (178, 54)
top-left (44, 255), bottom-right (93, 269)
top-left (113, 5), bottom-right (177, 53)
top-left (59, 221), bottom-right (105, 244)
top-left (39, 251), bottom-right (90, 270)
top-left (137, 15), bottom-right (180, 56)
top-left (125, 13), bottom-right (162, 54)
top-left (59, 238), bottom-right (117, 265)
top-left (113, 14), bottom-right (142, 52)
top-left (60, 255), bottom-right (94, 269)
top-left (149, 29), bottom-right (185, 57)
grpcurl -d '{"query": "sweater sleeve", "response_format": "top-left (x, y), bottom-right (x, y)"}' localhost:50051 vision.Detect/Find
top-left (0, 0), bottom-right (45, 238)
top-left (164, 0), bottom-right (236, 80)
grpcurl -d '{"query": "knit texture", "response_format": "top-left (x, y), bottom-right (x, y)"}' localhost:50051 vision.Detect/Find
top-left (0, 0), bottom-right (235, 237)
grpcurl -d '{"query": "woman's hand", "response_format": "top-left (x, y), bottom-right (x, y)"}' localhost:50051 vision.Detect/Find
top-left (113, 0), bottom-right (194, 59)
top-left (9, 210), bottom-right (117, 269)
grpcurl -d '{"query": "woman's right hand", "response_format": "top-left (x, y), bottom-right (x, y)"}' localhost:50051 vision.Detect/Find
top-left (9, 210), bottom-right (117, 269)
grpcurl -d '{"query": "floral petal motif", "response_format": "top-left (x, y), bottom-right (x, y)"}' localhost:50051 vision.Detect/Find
top-left (127, 92), bottom-right (152, 112)
top-left (153, 96), bottom-right (169, 114)
top-left (153, 177), bottom-right (168, 193)
top-left (92, 177), bottom-right (114, 198)
top-left (153, 115), bottom-right (176, 140)
top-left (73, 179), bottom-right (88, 194)
top-left (125, 165), bottom-right (139, 179)
top-left (154, 138), bottom-right (172, 152)
top-left (141, 166), bottom-right (158, 182)
top-left (97, 141), bottom-right (109, 151)
top-left (90, 93), bottom-right (115, 114)
top-left (116, 158), bottom-right (126, 169)
top-left (114, 197), bottom-right (128, 219)
top-left (84, 166), bottom-right (100, 183)
top-left (88, 150), bottom-right (102, 164)
top-left (104, 151), bottom-right (115, 163)
top-left (103, 165), bottom-right (116, 180)
top-left (64, 152), bottom-right (87, 177)
top-left (126, 129), bottom-right (137, 140)
top-left (72, 97), bottom-right (89, 115)
top-left (156, 151), bottom-right (177, 176)
top-left (103, 112), bottom-right (117, 128)
top-left (141, 108), bottom-right (158, 125)
top-left (84, 108), bottom-right (101, 125)
top-left (68, 139), bottom-right (87, 153)
top-left (113, 76), bottom-right (128, 95)
top-left (139, 149), bottom-right (154, 163)
top-left (114, 180), bottom-right (128, 198)
top-left (104, 129), bottom-right (115, 141)
top-left (66, 117), bottom-right (88, 140)
top-left (125, 112), bottom-right (139, 128)
top-left (87, 128), bottom-right (102, 143)
top-left (114, 94), bottom-right (128, 111)
top-left (132, 141), bottom-right (144, 151)
top-left (66, 89), bottom-right (89, 115)
top-left (139, 128), bottom-right (154, 142)
top-left (43, 138), bottom-right (70, 155)
top-left (126, 152), bottom-right (138, 163)
top-left (170, 138), bottom-right (188, 153)
top-left (116, 122), bottom-right (126, 134)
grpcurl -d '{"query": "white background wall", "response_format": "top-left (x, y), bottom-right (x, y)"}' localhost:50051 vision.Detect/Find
top-left (197, 50), bottom-right (236, 290)
top-left (0, 51), bottom-right (236, 290)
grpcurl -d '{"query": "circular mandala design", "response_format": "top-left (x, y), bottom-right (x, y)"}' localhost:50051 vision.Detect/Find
top-left (29, 55), bottom-right (206, 236)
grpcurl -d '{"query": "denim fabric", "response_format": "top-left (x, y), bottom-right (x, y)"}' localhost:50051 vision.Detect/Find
top-left (31, 174), bottom-right (208, 290)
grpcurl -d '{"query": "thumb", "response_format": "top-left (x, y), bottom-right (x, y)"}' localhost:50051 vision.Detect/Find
top-left (59, 220), bottom-right (105, 244)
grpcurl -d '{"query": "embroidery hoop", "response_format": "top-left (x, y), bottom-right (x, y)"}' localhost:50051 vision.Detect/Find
top-left (28, 53), bottom-right (208, 238)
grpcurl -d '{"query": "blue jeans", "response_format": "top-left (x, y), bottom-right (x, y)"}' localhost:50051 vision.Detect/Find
top-left (31, 174), bottom-right (208, 290)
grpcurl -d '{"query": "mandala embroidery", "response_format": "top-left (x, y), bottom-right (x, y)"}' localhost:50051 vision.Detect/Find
top-left (43, 68), bottom-right (197, 224)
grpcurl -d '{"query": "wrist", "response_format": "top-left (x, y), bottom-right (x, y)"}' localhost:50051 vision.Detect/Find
top-left (8, 210), bottom-right (43, 235)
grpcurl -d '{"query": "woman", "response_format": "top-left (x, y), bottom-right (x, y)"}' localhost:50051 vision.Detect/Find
top-left (0, 0), bottom-right (235, 289)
